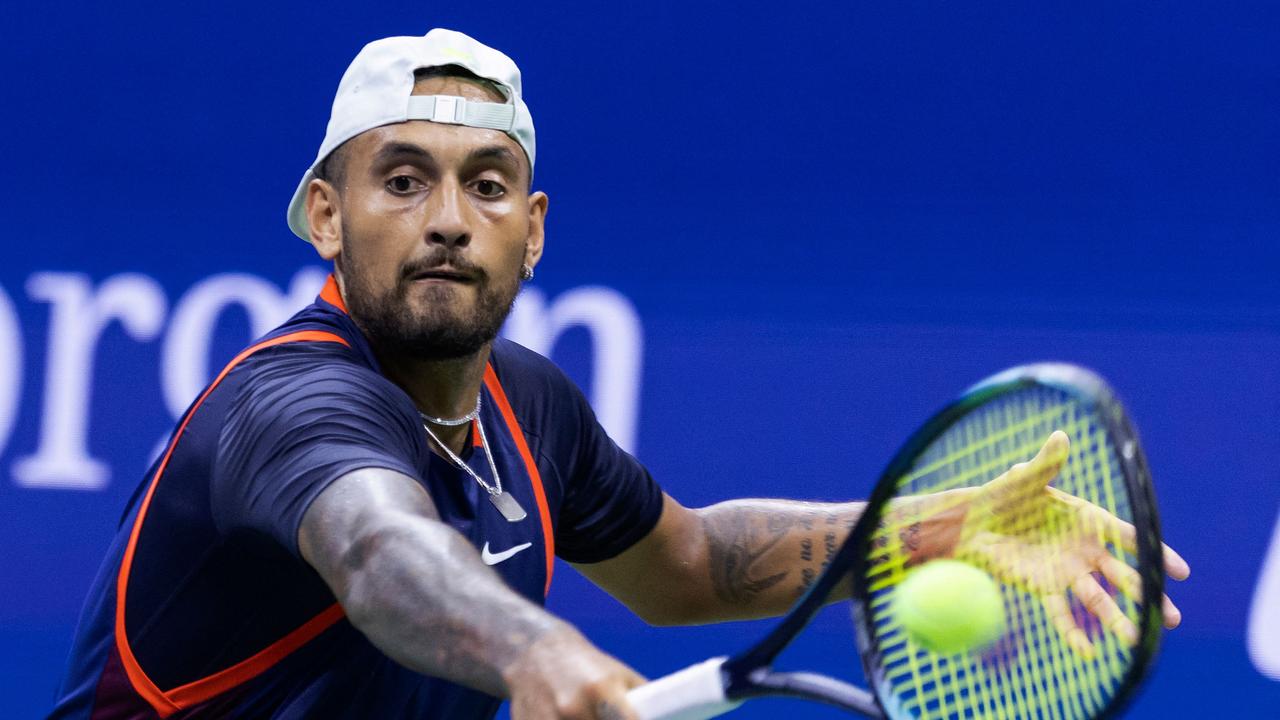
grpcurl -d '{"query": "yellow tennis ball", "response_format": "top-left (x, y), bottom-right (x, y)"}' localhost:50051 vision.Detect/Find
top-left (892, 560), bottom-right (1005, 655)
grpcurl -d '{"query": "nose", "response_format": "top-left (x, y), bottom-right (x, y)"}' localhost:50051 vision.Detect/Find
top-left (424, 179), bottom-right (471, 247)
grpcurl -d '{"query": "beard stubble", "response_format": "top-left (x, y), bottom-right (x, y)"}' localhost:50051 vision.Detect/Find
top-left (339, 235), bottom-right (522, 361)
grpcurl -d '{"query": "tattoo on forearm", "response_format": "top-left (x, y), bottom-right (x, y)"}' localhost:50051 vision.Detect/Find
top-left (800, 566), bottom-right (816, 592)
top-left (702, 502), bottom-right (864, 609)
top-left (703, 511), bottom-right (794, 604)
top-left (338, 523), bottom-right (554, 694)
top-left (900, 521), bottom-right (921, 554)
top-left (796, 529), bottom-right (843, 596)
top-left (869, 503), bottom-right (924, 570)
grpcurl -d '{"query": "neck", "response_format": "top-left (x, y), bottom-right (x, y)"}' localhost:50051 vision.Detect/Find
top-left (374, 342), bottom-right (491, 456)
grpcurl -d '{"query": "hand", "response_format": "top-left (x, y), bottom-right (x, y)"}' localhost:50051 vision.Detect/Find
top-left (954, 430), bottom-right (1191, 657)
top-left (504, 623), bottom-right (646, 720)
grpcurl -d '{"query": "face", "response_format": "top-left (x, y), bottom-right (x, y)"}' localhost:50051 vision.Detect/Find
top-left (305, 76), bottom-right (546, 361)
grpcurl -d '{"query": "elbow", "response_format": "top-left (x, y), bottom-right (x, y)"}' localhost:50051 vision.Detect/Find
top-left (634, 599), bottom-right (726, 627)
top-left (632, 605), bottom-right (693, 628)
top-left (626, 577), bottom-right (722, 627)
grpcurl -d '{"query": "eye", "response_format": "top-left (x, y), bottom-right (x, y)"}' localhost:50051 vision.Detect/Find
top-left (386, 176), bottom-right (423, 194)
top-left (472, 179), bottom-right (506, 198)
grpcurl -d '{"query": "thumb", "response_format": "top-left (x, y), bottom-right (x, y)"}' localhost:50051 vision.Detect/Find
top-left (1028, 430), bottom-right (1070, 485)
top-left (597, 662), bottom-right (647, 720)
top-left (599, 676), bottom-right (646, 720)
top-left (989, 430), bottom-right (1070, 496)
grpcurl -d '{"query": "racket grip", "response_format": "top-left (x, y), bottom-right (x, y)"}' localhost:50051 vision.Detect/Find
top-left (625, 657), bottom-right (743, 720)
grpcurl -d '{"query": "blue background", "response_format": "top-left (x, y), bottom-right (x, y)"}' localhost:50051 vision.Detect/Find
top-left (2, 1), bottom-right (1277, 717)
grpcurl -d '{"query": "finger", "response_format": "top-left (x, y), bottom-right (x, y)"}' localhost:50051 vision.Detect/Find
top-left (1043, 593), bottom-right (1095, 659)
top-left (1072, 573), bottom-right (1139, 647)
top-left (622, 671), bottom-right (647, 690)
top-left (987, 431), bottom-right (1071, 500)
top-left (1096, 518), bottom-right (1190, 584)
top-left (1162, 593), bottom-right (1183, 629)
top-left (597, 700), bottom-right (636, 720)
top-left (1096, 553), bottom-right (1142, 603)
top-left (1019, 431), bottom-right (1071, 489)
top-left (599, 666), bottom-right (646, 720)
top-left (1099, 513), bottom-right (1138, 555)
top-left (1096, 546), bottom-right (1184, 629)
top-left (1098, 518), bottom-right (1187, 576)
top-left (1162, 543), bottom-right (1190, 581)
top-left (1035, 430), bottom-right (1071, 468)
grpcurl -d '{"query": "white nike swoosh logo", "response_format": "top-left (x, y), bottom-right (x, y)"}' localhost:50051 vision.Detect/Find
top-left (481, 541), bottom-right (533, 566)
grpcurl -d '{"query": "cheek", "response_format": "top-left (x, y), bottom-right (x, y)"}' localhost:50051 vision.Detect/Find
top-left (343, 203), bottom-right (420, 266)
top-left (343, 181), bottom-right (426, 239)
top-left (468, 209), bottom-right (529, 259)
top-left (341, 233), bottom-right (407, 294)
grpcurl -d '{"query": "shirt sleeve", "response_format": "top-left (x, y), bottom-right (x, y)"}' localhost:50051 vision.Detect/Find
top-left (528, 357), bottom-right (663, 564)
top-left (211, 346), bottom-right (427, 557)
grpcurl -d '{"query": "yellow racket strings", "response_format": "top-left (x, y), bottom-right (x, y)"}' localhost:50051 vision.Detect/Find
top-left (863, 388), bottom-right (1140, 720)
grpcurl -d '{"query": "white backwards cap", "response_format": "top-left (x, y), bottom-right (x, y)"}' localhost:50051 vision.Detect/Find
top-left (286, 28), bottom-right (536, 242)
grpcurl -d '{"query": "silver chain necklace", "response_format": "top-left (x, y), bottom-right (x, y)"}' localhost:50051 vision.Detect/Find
top-left (418, 398), bottom-right (480, 427)
top-left (419, 396), bottom-right (527, 522)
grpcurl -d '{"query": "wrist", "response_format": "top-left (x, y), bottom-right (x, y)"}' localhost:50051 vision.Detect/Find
top-left (499, 619), bottom-right (579, 693)
top-left (883, 488), bottom-right (976, 566)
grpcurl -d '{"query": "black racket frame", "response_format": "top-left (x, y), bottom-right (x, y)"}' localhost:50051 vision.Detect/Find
top-left (716, 363), bottom-right (1165, 720)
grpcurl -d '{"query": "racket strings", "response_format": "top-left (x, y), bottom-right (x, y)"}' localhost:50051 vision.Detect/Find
top-left (862, 388), bottom-right (1143, 720)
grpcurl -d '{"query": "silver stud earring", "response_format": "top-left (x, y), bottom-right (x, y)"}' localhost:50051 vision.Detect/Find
top-left (520, 264), bottom-right (534, 281)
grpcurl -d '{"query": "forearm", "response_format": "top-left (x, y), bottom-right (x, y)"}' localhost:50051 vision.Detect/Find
top-left (694, 491), bottom-right (972, 621)
top-left (333, 513), bottom-right (561, 695)
top-left (695, 499), bottom-right (865, 620)
top-left (302, 470), bottom-right (644, 717)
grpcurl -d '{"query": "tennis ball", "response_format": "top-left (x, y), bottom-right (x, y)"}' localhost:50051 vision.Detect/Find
top-left (892, 560), bottom-right (1005, 655)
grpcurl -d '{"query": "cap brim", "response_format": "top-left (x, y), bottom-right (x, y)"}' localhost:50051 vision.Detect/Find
top-left (287, 168), bottom-right (316, 242)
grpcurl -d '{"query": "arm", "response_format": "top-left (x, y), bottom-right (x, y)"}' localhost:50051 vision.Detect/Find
top-left (298, 467), bottom-right (644, 719)
top-left (575, 492), bottom-right (971, 625)
top-left (572, 494), bottom-right (860, 625)
top-left (577, 434), bottom-right (1190, 639)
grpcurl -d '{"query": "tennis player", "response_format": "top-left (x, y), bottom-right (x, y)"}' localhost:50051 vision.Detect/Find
top-left (48, 29), bottom-right (1190, 720)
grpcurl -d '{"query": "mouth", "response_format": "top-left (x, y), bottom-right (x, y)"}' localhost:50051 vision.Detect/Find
top-left (408, 266), bottom-right (476, 285)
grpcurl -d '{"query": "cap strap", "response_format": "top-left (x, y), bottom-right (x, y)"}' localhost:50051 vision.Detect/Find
top-left (405, 95), bottom-right (515, 132)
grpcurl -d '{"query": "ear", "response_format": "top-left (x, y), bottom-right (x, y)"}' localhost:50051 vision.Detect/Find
top-left (305, 178), bottom-right (343, 261)
top-left (524, 190), bottom-right (548, 269)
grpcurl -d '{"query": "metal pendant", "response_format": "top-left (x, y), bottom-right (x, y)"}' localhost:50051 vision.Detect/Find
top-left (489, 490), bottom-right (527, 522)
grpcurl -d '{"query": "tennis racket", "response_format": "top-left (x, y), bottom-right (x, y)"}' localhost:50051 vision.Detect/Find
top-left (626, 363), bottom-right (1165, 720)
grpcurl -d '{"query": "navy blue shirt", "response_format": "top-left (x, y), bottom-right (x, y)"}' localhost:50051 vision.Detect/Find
top-left (49, 276), bottom-right (664, 719)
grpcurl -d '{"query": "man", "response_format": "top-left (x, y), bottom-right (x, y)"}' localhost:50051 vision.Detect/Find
top-left (50, 29), bottom-right (1189, 719)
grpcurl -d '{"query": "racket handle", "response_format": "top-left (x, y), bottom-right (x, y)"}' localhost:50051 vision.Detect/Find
top-left (625, 657), bottom-right (743, 720)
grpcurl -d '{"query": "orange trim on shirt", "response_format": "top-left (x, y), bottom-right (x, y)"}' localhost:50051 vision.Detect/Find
top-left (167, 603), bottom-right (346, 706)
top-left (114, 330), bottom-right (351, 718)
top-left (483, 365), bottom-right (556, 596)
top-left (319, 274), bottom-right (348, 313)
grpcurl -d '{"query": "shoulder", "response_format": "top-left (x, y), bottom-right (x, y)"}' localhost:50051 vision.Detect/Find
top-left (489, 338), bottom-right (578, 394)
top-left (488, 338), bottom-right (590, 424)
top-left (226, 338), bottom-right (415, 428)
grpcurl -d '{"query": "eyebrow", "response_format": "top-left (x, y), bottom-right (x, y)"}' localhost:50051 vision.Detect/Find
top-left (467, 145), bottom-right (520, 167)
top-left (372, 142), bottom-right (435, 167)
top-left (369, 142), bottom-right (524, 178)
top-left (466, 145), bottom-right (527, 182)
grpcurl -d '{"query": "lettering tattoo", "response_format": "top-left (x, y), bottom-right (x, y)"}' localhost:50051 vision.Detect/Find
top-left (703, 511), bottom-right (795, 605)
top-left (701, 501), bottom-right (865, 610)
top-left (800, 567), bottom-right (816, 592)
top-left (794, 522), bottom-right (853, 597)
